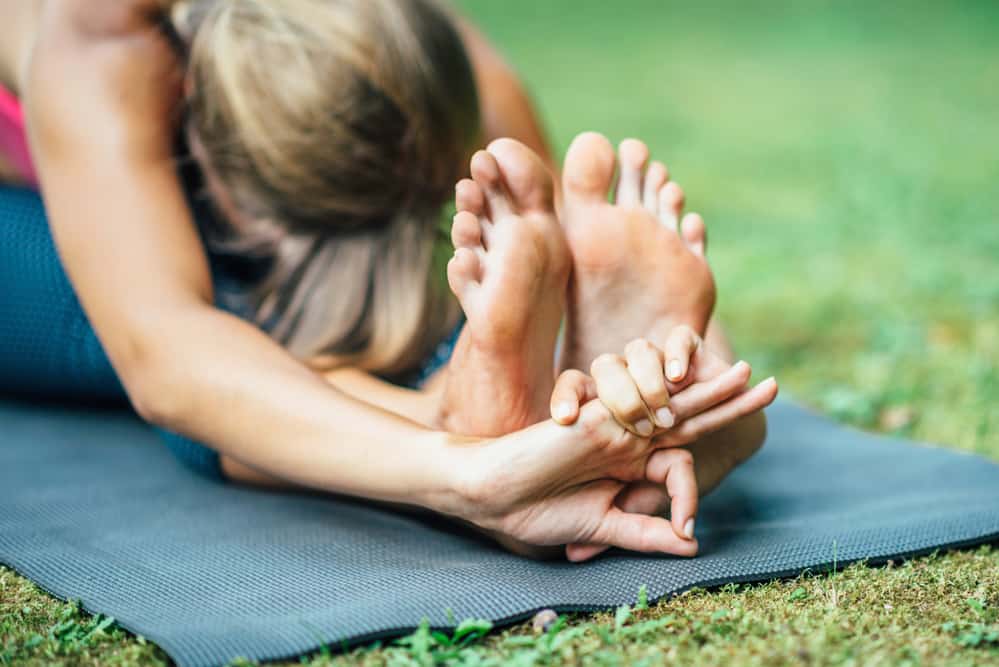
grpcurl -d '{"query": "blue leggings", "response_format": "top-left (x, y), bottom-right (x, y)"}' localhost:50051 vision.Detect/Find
top-left (0, 185), bottom-right (230, 479)
top-left (0, 185), bottom-right (462, 480)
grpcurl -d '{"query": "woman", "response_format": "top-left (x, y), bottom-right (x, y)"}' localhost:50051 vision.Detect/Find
top-left (0, 0), bottom-right (774, 559)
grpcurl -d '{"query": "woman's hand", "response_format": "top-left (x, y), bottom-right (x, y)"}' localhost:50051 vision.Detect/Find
top-left (446, 398), bottom-right (702, 560)
top-left (546, 325), bottom-right (778, 561)
top-left (552, 326), bottom-right (776, 443)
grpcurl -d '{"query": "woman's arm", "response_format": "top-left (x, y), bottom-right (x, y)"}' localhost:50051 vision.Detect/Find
top-left (22, 1), bottom-right (460, 508)
top-left (11, 1), bottom-right (759, 561)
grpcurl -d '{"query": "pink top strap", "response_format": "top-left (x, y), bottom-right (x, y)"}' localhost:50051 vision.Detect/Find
top-left (0, 83), bottom-right (37, 186)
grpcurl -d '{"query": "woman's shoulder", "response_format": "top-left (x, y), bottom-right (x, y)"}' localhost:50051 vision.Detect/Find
top-left (24, 0), bottom-right (184, 161)
top-left (16, 0), bottom-right (180, 82)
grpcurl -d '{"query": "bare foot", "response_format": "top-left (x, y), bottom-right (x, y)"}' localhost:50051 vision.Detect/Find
top-left (559, 132), bottom-right (716, 373)
top-left (438, 139), bottom-right (570, 438)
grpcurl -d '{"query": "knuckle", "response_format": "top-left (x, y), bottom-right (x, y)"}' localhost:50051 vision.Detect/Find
top-left (624, 338), bottom-right (654, 356)
top-left (591, 353), bottom-right (621, 374)
top-left (641, 384), bottom-right (669, 406)
top-left (616, 398), bottom-right (646, 421)
top-left (555, 368), bottom-right (585, 390)
top-left (579, 400), bottom-right (612, 435)
top-left (590, 520), bottom-right (613, 546)
top-left (672, 448), bottom-right (695, 467)
top-left (673, 325), bottom-right (697, 344)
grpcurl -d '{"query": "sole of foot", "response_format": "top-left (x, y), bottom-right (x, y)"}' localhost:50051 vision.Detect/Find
top-left (438, 138), bottom-right (570, 438)
top-left (559, 132), bottom-right (716, 373)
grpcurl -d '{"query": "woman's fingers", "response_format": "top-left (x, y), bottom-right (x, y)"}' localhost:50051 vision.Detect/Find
top-left (591, 353), bottom-right (655, 437)
top-left (623, 338), bottom-right (674, 429)
top-left (646, 447), bottom-right (698, 541)
top-left (662, 325), bottom-right (701, 384)
top-left (672, 377), bottom-right (778, 442)
top-left (577, 506), bottom-right (699, 561)
top-left (550, 369), bottom-right (597, 425)
top-left (669, 360), bottom-right (753, 421)
top-left (566, 482), bottom-right (669, 561)
top-left (568, 451), bottom-right (701, 562)
top-left (568, 450), bottom-right (698, 562)
top-left (565, 542), bottom-right (607, 561)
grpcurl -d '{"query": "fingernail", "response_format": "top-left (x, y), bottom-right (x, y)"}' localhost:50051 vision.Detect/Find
top-left (655, 407), bottom-right (675, 428)
top-left (635, 419), bottom-right (653, 437)
top-left (554, 403), bottom-right (574, 421)
top-left (667, 360), bottom-right (683, 381)
top-left (684, 518), bottom-right (696, 540)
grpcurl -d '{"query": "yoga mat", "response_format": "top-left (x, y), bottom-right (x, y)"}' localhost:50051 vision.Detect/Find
top-left (1, 399), bottom-right (998, 667)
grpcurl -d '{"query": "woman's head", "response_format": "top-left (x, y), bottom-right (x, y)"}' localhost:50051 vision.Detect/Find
top-left (173, 0), bottom-right (479, 373)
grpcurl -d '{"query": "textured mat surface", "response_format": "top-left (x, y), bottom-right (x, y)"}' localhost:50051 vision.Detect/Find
top-left (2, 399), bottom-right (998, 667)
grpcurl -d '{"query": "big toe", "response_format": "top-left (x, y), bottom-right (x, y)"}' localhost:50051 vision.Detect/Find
top-left (487, 138), bottom-right (554, 213)
top-left (563, 131), bottom-right (616, 205)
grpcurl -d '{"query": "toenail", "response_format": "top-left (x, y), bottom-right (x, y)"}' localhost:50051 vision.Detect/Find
top-left (667, 360), bottom-right (684, 381)
top-left (655, 407), bottom-right (675, 428)
top-left (635, 419), bottom-right (653, 437)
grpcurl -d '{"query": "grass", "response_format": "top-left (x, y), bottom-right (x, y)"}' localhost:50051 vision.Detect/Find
top-left (2, 0), bottom-right (998, 664)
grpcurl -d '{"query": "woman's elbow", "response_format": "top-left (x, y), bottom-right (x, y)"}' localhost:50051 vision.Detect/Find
top-left (122, 361), bottom-right (186, 428)
top-left (114, 333), bottom-right (192, 429)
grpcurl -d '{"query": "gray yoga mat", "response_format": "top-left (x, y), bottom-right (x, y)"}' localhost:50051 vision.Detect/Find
top-left (1, 398), bottom-right (998, 667)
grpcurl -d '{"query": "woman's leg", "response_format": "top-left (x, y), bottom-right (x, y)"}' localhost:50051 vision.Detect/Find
top-left (0, 185), bottom-right (223, 479)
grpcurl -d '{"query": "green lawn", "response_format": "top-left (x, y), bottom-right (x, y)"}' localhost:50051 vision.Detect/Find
top-left (2, 0), bottom-right (998, 664)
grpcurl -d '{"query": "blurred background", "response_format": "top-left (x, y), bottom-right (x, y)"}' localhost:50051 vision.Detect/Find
top-left (460, 0), bottom-right (998, 457)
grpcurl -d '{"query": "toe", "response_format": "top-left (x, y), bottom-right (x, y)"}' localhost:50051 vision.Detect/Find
top-left (446, 247), bottom-right (481, 297)
top-left (486, 138), bottom-right (554, 213)
top-left (658, 181), bottom-right (685, 231)
top-left (455, 178), bottom-right (486, 217)
top-left (642, 161), bottom-right (668, 214)
top-left (681, 213), bottom-right (707, 256)
top-left (470, 150), bottom-right (512, 219)
top-left (562, 131), bottom-right (616, 205)
top-left (450, 211), bottom-right (482, 250)
top-left (615, 139), bottom-right (649, 207)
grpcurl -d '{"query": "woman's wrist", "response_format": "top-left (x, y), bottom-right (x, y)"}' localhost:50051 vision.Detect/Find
top-left (413, 430), bottom-right (489, 520)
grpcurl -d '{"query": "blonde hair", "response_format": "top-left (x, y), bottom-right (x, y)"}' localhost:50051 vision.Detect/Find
top-left (172, 0), bottom-right (479, 375)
